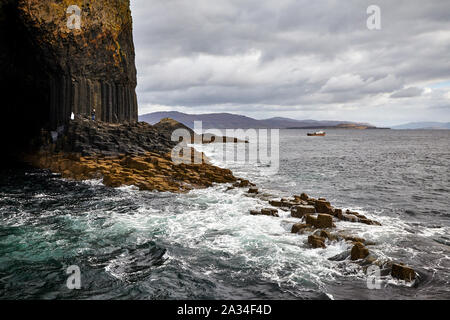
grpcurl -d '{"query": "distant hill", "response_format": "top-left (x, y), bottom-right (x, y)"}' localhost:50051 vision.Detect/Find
top-left (139, 111), bottom-right (377, 130)
top-left (392, 122), bottom-right (450, 130)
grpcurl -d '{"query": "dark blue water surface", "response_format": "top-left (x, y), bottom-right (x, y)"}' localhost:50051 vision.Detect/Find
top-left (0, 129), bottom-right (449, 299)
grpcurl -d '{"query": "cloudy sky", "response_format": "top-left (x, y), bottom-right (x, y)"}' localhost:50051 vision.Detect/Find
top-left (130, 0), bottom-right (450, 126)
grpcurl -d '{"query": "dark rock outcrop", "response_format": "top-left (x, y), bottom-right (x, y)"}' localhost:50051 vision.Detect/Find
top-left (291, 205), bottom-right (315, 218)
top-left (260, 208), bottom-right (279, 217)
top-left (315, 199), bottom-right (334, 214)
top-left (250, 191), bottom-right (416, 285)
top-left (233, 179), bottom-right (255, 188)
top-left (391, 263), bottom-right (416, 282)
top-left (250, 208), bottom-right (279, 217)
top-left (316, 214), bottom-right (334, 228)
top-left (248, 188), bottom-right (259, 194)
top-left (39, 118), bottom-right (176, 157)
top-left (291, 223), bottom-right (311, 234)
top-left (314, 230), bottom-right (337, 241)
top-left (24, 118), bottom-right (238, 193)
top-left (351, 242), bottom-right (370, 261)
top-left (303, 214), bottom-right (334, 229)
top-left (308, 235), bottom-right (326, 249)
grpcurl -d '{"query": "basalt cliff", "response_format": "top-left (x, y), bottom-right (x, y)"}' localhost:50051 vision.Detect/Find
top-left (1, 0), bottom-right (138, 159)
top-left (0, 0), bottom-right (238, 190)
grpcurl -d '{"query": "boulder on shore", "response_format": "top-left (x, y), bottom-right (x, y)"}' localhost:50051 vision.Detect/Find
top-left (304, 214), bottom-right (334, 229)
top-left (351, 242), bottom-right (370, 260)
top-left (340, 213), bottom-right (360, 222)
top-left (340, 234), bottom-right (366, 244)
top-left (291, 223), bottom-right (311, 234)
top-left (26, 148), bottom-right (237, 193)
top-left (314, 230), bottom-right (337, 241)
top-left (391, 263), bottom-right (416, 282)
top-left (316, 214), bottom-right (334, 229)
top-left (308, 235), bottom-right (326, 248)
top-left (269, 200), bottom-right (284, 207)
top-left (248, 188), bottom-right (259, 194)
top-left (260, 208), bottom-right (279, 217)
top-left (234, 179), bottom-right (254, 188)
top-left (291, 205), bottom-right (316, 218)
top-left (315, 200), bottom-right (334, 214)
top-left (305, 214), bottom-right (317, 226)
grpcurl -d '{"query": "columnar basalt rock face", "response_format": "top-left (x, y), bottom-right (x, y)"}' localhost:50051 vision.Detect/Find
top-left (0, 0), bottom-right (138, 158)
top-left (23, 118), bottom-right (238, 193)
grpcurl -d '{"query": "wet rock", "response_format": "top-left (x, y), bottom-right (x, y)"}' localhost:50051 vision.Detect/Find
top-left (346, 210), bottom-right (361, 216)
top-left (293, 196), bottom-right (309, 204)
top-left (234, 179), bottom-right (255, 188)
top-left (291, 205), bottom-right (316, 218)
top-left (270, 199), bottom-right (297, 208)
top-left (380, 267), bottom-right (393, 277)
top-left (248, 188), bottom-right (259, 194)
top-left (120, 157), bottom-right (151, 171)
top-left (316, 214), bottom-right (334, 229)
top-left (286, 202), bottom-right (299, 208)
top-left (340, 234), bottom-right (367, 244)
top-left (351, 242), bottom-right (370, 261)
top-left (303, 214), bottom-right (334, 229)
top-left (314, 230), bottom-right (338, 241)
top-left (359, 218), bottom-right (375, 225)
top-left (365, 219), bottom-right (382, 226)
top-left (305, 214), bottom-right (317, 226)
top-left (282, 198), bottom-right (297, 206)
top-left (333, 208), bottom-right (342, 217)
top-left (291, 223), bottom-right (311, 234)
top-left (300, 193), bottom-right (309, 201)
top-left (269, 200), bottom-right (283, 207)
top-left (26, 147), bottom-right (237, 193)
top-left (340, 213), bottom-right (359, 222)
top-left (315, 200), bottom-right (334, 214)
top-left (391, 263), bottom-right (416, 282)
top-left (339, 210), bottom-right (381, 226)
top-left (260, 208), bottom-right (279, 217)
top-left (308, 235), bottom-right (326, 249)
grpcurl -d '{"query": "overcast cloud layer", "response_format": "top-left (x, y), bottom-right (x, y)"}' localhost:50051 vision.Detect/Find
top-left (130, 0), bottom-right (450, 126)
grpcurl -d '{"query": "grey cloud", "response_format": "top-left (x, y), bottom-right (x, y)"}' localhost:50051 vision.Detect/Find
top-left (130, 0), bottom-right (450, 124)
top-left (391, 87), bottom-right (424, 98)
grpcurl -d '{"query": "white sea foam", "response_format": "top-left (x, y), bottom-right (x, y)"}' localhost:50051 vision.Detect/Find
top-left (94, 141), bottom-right (448, 295)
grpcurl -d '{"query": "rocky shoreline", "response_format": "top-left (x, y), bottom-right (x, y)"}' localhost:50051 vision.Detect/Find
top-left (240, 188), bottom-right (417, 283)
top-left (23, 118), bottom-right (237, 193)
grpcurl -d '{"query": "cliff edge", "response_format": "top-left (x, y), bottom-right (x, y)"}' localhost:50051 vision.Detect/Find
top-left (0, 0), bottom-right (138, 159)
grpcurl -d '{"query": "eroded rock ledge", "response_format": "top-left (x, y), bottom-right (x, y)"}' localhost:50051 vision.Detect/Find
top-left (242, 188), bottom-right (418, 283)
top-left (23, 118), bottom-right (237, 193)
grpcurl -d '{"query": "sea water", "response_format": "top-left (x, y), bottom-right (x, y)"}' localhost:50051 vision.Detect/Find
top-left (0, 129), bottom-right (448, 299)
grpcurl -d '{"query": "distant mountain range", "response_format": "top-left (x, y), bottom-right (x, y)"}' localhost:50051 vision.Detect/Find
top-left (392, 122), bottom-right (450, 130)
top-left (140, 111), bottom-right (379, 130)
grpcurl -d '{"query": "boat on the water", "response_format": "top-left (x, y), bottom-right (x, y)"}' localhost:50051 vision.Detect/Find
top-left (307, 131), bottom-right (326, 136)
